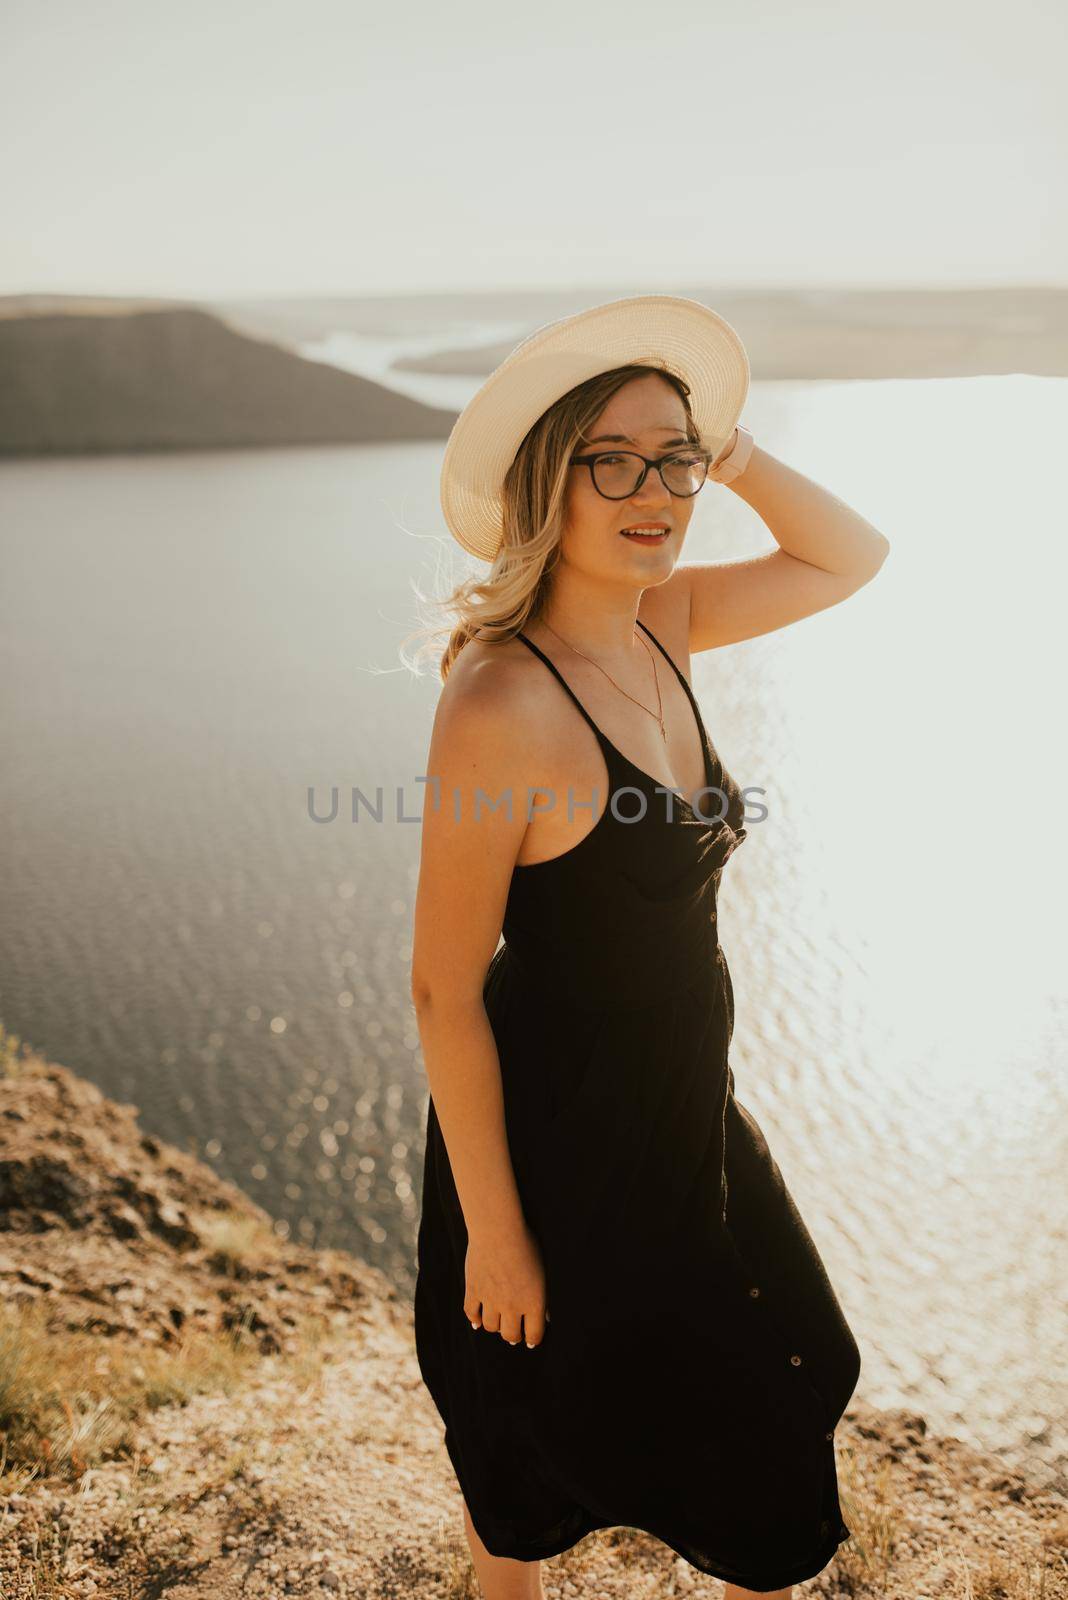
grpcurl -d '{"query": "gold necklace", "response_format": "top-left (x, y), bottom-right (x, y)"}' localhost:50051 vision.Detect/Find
top-left (540, 618), bottom-right (668, 742)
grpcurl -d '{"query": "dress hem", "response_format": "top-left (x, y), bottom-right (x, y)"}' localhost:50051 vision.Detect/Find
top-left (471, 1507), bottom-right (852, 1591)
top-left (442, 1425), bottom-right (851, 1591)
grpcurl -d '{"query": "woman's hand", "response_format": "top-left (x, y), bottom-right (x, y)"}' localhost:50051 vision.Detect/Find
top-left (464, 1217), bottom-right (549, 1349)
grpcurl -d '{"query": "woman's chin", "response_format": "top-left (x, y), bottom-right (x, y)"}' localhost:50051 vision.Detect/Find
top-left (615, 539), bottom-right (676, 572)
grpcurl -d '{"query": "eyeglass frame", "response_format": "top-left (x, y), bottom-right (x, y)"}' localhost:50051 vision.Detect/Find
top-left (568, 447), bottom-right (714, 501)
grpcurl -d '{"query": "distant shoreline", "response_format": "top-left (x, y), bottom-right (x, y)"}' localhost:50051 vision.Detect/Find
top-left (5, 284), bottom-right (1068, 380)
top-left (2, 287), bottom-right (1066, 459)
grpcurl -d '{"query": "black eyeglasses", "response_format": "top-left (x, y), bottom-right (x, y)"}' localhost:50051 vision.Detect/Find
top-left (570, 448), bottom-right (713, 501)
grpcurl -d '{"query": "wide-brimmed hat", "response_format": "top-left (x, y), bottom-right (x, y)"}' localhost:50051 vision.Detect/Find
top-left (439, 293), bottom-right (750, 562)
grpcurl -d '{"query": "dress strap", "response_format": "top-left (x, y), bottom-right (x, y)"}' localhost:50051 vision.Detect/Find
top-left (635, 618), bottom-right (714, 766)
top-left (514, 632), bottom-right (613, 750)
top-left (635, 617), bottom-right (690, 693)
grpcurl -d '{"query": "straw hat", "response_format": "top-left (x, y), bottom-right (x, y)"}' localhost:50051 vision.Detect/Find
top-left (439, 293), bottom-right (750, 562)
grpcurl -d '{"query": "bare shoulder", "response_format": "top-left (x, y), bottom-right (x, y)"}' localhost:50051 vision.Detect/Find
top-left (636, 565), bottom-right (694, 677)
top-left (438, 632), bottom-right (546, 720)
top-left (429, 632), bottom-right (559, 778)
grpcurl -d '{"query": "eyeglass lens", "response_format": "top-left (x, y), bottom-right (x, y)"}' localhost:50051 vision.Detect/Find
top-left (594, 452), bottom-right (708, 499)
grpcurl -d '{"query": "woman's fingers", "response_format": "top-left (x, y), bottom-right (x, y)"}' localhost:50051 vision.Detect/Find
top-left (463, 1295), bottom-right (549, 1347)
top-left (522, 1309), bottom-right (546, 1348)
top-left (463, 1294), bottom-right (482, 1330)
top-left (499, 1311), bottom-right (524, 1345)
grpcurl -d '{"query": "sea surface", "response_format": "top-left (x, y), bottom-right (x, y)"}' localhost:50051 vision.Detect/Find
top-left (1, 370), bottom-right (1065, 1488)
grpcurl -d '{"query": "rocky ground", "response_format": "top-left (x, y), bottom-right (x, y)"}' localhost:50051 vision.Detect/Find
top-left (1, 1039), bottom-right (1064, 1599)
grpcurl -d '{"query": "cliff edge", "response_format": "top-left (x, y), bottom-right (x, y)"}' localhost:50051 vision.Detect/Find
top-left (0, 1033), bottom-right (1063, 1599)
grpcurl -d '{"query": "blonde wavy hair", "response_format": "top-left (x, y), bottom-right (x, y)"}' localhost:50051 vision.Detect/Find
top-left (403, 361), bottom-right (708, 683)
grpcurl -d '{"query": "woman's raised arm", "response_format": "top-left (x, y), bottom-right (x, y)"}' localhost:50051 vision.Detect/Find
top-left (684, 442), bottom-right (891, 652)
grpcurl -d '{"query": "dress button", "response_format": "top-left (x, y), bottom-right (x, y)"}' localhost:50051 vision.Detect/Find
top-left (749, 1286), bottom-right (760, 1297)
top-left (825, 1430), bottom-right (834, 1440)
top-left (789, 1354), bottom-right (802, 1366)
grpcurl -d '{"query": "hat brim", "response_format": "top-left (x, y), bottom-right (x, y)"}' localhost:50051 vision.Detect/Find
top-left (439, 293), bottom-right (750, 562)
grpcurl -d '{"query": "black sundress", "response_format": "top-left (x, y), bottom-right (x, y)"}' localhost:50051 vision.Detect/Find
top-left (413, 618), bottom-right (862, 1592)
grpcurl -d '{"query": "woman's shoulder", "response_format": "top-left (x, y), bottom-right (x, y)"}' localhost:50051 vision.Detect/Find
top-left (436, 629), bottom-right (550, 739)
top-left (427, 631), bottom-right (564, 807)
top-left (447, 627), bottom-right (540, 687)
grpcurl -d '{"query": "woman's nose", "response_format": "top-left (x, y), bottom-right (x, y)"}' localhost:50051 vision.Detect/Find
top-left (630, 473), bottom-right (672, 507)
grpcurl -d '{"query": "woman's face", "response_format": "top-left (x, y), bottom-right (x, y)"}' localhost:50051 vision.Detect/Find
top-left (561, 372), bottom-right (700, 585)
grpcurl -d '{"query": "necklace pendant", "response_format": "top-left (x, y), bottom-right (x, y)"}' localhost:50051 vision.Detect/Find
top-left (660, 723), bottom-right (669, 741)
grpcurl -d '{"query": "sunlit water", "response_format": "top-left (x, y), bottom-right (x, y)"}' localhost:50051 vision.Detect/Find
top-left (1, 375), bottom-right (1065, 1489)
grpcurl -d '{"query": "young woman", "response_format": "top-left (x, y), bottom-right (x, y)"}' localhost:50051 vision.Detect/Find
top-left (410, 295), bottom-right (889, 1600)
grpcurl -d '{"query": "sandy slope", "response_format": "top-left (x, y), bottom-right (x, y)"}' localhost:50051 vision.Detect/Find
top-left (1, 1050), bottom-right (1064, 1598)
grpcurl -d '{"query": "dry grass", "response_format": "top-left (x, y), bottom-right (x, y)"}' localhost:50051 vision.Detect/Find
top-left (0, 1292), bottom-right (333, 1489)
top-left (0, 1020), bottom-right (27, 1077)
top-left (0, 1298), bottom-right (344, 1597)
top-left (192, 1207), bottom-right (284, 1279)
top-left (942, 1516), bottom-right (1068, 1600)
top-left (829, 1439), bottom-right (1068, 1600)
top-left (831, 1442), bottom-right (903, 1592)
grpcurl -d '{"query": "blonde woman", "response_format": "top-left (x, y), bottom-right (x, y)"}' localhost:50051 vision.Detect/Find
top-left (410, 296), bottom-right (888, 1600)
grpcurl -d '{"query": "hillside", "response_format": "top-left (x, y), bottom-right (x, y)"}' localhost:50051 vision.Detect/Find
top-left (0, 1032), bottom-right (1064, 1598)
top-left (0, 304), bottom-right (456, 456)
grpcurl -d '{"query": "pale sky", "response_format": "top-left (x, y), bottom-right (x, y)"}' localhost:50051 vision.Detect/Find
top-left (3, 0), bottom-right (1065, 298)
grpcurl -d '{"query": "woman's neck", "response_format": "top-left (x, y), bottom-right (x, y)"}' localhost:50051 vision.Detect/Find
top-left (532, 592), bottom-right (645, 663)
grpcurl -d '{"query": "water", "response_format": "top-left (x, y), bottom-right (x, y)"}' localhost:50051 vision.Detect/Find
top-left (1, 375), bottom-right (1065, 1488)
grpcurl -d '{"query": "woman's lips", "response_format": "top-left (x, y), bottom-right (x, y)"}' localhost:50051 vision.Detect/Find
top-left (620, 528), bottom-right (670, 544)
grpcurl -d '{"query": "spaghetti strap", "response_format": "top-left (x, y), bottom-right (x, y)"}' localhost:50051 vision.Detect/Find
top-left (636, 617), bottom-right (713, 757)
top-left (517, 623), bottom-right (715, 799)
top-left (515, 631), bottom-right (612, 749)
top-left (636, 617), bottom-right (690, 694)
